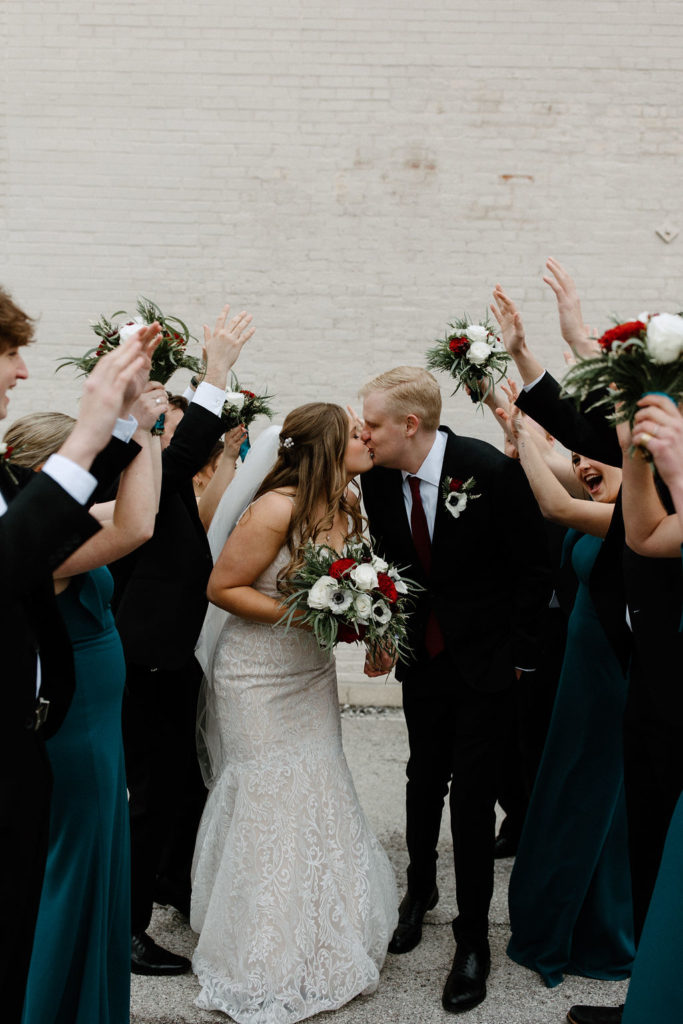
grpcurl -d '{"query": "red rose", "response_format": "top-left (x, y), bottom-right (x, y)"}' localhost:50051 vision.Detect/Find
top-left (449, 478), bottom-right (464, 492)
top-left (329, 558), bottom-right (356, 580)
top-left (241, 389), bottom-right (256, 399)
top-left (337, 622), bottom-right (367, 644)
top-left (598, 320), bottom-right (645, 352)
top-left (377, 573), bottom-right (398, 604)
top-left (448, 336), bottom-right (469, 356)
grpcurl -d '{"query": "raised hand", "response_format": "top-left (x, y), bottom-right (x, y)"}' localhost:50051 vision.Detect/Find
top-left (543, 257), bottom-right (600, 358)
top-left (131, 381), bottom-right (169, 432)
top-left (633, 393), bottom-right (683, 489)
top-left (120, 321), bottom-right (162, 414)
top-left (491, 285), bottom-right (526, 356)
top-left (203, 305), bottom-right (255, 389)
top-left (223, 424), bottom-right (248, 460)
top-left (60, 333), bottom-right (152, 470)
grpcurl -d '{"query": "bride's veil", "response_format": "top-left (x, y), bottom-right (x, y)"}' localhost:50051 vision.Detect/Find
top-left (195, 423), bottom-right (282, 786)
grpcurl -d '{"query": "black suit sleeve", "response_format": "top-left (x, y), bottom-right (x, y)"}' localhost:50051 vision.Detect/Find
top-left (88, 436), bottom-right (142, 506)
top-left (160, 402), bottom-right (224, 493)
top-left (1, 472), bottom-right (100, 591)
top-left (515, 371), bottom-right (622, 467)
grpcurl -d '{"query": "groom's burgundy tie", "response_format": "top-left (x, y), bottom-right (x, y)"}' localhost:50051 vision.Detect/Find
top-left (407, 476), bottom-right (445, 659)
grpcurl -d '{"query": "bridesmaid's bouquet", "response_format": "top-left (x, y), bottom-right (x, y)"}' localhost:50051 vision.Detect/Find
top-left (561, 311), bottom-right (683, 425)
top-left (58, 296), bottom-right (204, 385)
top-left (426, 313), bottom-right (511, 407)
top-left (221, 372), bottom-right (275, 430)
top-left (279, 539), bottom-right (420, 660)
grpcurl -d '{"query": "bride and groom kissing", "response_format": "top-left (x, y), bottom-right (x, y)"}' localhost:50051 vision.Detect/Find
top-left (192, 364), bottom-right (550, 1021)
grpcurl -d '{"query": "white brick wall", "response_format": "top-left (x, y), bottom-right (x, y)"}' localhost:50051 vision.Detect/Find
top-left (2, 1), bottom-right (682, 679)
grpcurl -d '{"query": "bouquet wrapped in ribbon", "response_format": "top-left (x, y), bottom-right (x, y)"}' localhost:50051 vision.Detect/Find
top-left (560, 312), bottom-right (683, 425)
top-left (221, 372), bottom-right (274, 430)
top-left (426, 314), bottom-right (511, 406)
top-left (58, 297), bottom-right (204, 386)
top-left (279, 539), bottom-right (420, 660)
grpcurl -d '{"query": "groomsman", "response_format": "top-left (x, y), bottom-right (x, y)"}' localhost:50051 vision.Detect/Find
top-left (0, 287), bottom-right (158, 1024)
top-left (112, 306), bottom-right (255, 975)
top-left (359, 366), bottom-right (550, 1014)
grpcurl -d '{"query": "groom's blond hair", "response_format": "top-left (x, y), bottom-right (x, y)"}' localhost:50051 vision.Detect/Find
top-left (359, 366), bottom-right (441, 431)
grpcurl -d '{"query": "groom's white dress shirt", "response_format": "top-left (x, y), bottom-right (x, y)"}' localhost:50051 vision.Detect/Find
top-left (400, 431), bottom-right (447, 541)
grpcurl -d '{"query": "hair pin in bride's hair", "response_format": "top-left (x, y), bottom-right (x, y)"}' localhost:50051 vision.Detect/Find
top-left (282, 436), bottom-right (294, 449)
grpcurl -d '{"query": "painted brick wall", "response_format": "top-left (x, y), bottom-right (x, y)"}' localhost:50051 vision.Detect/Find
top-left (2, 1), bottom-right (682, 679)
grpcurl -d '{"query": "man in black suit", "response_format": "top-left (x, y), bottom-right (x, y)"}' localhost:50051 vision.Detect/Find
top-left (113, 305), bottom-right (255, 975)
top-left (359, 366), bottom-right (550, 1014)
top-left (0, 288), bottom-right (159, 1024)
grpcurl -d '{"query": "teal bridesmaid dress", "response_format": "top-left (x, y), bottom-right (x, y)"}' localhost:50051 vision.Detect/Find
top-left (507, 532), bottom-right (635, 987)
top-left (22, 568), bottom-right (130, 1024)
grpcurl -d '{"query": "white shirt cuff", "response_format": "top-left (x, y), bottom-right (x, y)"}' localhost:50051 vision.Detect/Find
top-left (193, 381), bottom-right (225, 417)
top-left (522, 370), bottom-right (546, 392)
top-left (515, 666), bottom-right (535, 673)
top-left (0, 492), bottom-right (7, 516)
top-left (112, 414), bottom-right (138, 443)
top-left (42, 453), bottom-right (97, 506)
top-left (183, 385), bottom-right (195, 404)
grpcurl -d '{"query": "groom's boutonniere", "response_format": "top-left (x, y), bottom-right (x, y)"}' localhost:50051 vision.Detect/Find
top-left (442, 476), bottom-right (480, 519)
top-left (0, 442), bottom-right (19, 485)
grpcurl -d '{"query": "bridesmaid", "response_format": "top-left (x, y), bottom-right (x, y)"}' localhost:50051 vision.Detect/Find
top-left (499, 395), bottom-right (634, 988)
top-left (6, 388), bottom-right (164, 1024)
top-left (620, 394), bottom-right (683, 1024)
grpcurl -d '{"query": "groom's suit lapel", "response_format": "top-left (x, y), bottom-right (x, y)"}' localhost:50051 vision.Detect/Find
top-left (431, 427), bottom-right (470, 565)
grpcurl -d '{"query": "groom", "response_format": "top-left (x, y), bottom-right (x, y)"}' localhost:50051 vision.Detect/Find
top-left (359, 366), bottom-right (550, 1013)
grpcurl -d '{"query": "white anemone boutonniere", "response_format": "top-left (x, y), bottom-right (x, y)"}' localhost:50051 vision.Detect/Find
top-left (442, 475), bottom-right (480, 519)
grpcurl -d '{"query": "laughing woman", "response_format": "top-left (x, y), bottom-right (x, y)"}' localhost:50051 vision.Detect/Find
top-left (499, 400), bottom-right (634, 990)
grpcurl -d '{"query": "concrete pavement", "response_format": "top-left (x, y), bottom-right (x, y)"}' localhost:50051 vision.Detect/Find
top-left (131, 702), bottom-right (629, 1024)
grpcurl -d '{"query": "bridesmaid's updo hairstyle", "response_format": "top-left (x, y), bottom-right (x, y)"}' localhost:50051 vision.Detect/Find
top-left (3, 411), bottom-right (76, 470)
top-left (254, 402), bottom-right (364, 582)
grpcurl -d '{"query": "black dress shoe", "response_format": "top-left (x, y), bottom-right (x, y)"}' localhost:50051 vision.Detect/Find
top-left (387, 886), bottom-right (438, 954)
top-left (567, 1006), bottom-right (623, 1024)
top-left (494, 832), bottom-right (518, 859)
top-left (441, 942), bottom-right (490, 1014)
top-left (131, 932), bottom-right (191, 976)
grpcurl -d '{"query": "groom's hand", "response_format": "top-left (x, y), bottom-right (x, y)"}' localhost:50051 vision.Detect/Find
top-left (363, 645), bottom-right (397, 678)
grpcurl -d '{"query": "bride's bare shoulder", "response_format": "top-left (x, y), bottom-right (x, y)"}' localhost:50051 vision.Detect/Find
top-left (240, 489), bottom-right (295, 533)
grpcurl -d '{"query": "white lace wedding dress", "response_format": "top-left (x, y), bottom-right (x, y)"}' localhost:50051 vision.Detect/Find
top-left (190, 545), bottom-right (398, 1024)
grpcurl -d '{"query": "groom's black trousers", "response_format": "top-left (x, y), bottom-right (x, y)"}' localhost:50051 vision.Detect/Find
top-left (123, 658), bottom-right (207, 934)
top-left (401, 651), bottom-right (514, 948)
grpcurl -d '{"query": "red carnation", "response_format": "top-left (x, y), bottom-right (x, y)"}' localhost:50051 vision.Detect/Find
top-left (449, 336), bottom-right (469, 356)
top-left (449, 478), bottom-right (464, 492)
top-left (598, 320), bottom-right (645, 352)
top-left (337, 622), bottom-right (367, 644)
top-left (377, 572), bottom-right (398, 604)
top-left (329, 558), bottom-right (356, 580)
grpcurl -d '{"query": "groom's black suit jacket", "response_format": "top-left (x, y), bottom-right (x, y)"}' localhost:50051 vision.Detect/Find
top-left (361, 427), bottom-right (551, 690)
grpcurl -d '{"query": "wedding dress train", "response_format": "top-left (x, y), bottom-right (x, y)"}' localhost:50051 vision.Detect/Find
top-left (190, 546), bottom-right (398, 1024)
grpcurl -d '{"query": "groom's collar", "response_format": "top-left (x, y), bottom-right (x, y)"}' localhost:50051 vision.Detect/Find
top-left (400, 429), bottom-right (447, 487)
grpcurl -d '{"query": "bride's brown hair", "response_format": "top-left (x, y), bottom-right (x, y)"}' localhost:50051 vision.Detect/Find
top-left (253, 402), bottom-right (365, 582)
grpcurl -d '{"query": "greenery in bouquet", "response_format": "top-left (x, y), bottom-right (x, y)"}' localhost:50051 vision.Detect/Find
top-left (278, 539), bottom-right (420, 661)
top-left (426, 314), bottom-right (512, 407)
top-left (221, 371), bottom-right (275, 429)
top-left (560, 312), bottom-right (683, 426)
top-left (58, 297), bottom-right (204, 386)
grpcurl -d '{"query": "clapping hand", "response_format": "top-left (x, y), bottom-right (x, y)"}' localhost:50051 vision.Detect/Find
top-left (543, 257), bottom-right (600, 358)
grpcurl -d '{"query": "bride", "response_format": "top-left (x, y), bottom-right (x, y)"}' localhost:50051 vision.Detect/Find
top-left (190, 402), bottom-right (398, 1024)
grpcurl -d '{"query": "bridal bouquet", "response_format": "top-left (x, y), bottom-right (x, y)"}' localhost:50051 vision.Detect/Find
top-left (279, 539), bottom-right (420, 659)
top-left (58, 297), bottom-right (204, 385)
top-left (560, 311), bottom-right (683, 425)
top-left (221, 372), bottom-right (275, 430)
top-left (426, 314), bottom-right (511, 406)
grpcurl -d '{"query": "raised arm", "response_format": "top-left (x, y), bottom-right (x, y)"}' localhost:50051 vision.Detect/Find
top-left (197, 425), bottom-right (247, 531)
top-left (490, 285), bottom-right (545, 386)
top-left (542, 257), bottom-right (601, 359)
top-left (621, 394), bottom-right (683, 551)
top-left (500, 405), bottom-right (614, 537)
top-left (53, 386), bottom-right (167, 576)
